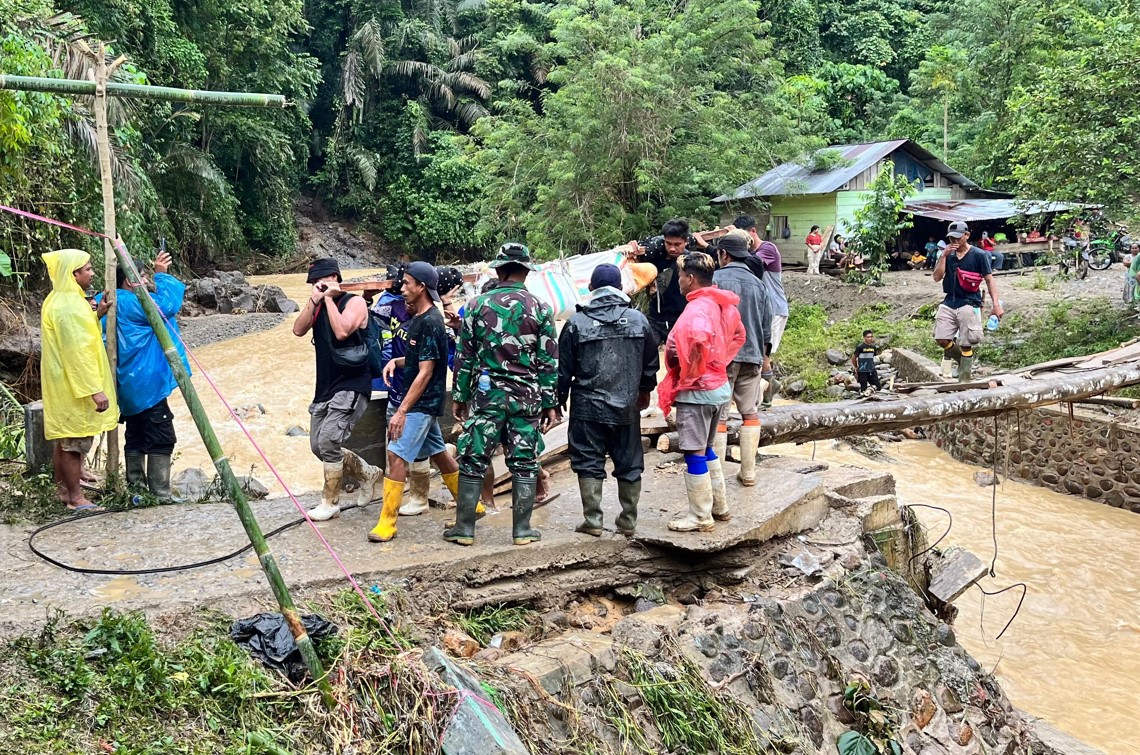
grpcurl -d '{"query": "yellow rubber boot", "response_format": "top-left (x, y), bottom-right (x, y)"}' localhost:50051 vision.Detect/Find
top-left (368, 477), bottom-right (404, 542)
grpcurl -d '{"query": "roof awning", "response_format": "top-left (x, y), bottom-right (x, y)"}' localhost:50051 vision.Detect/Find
top-left (903, 199), bottom-right (1090, 222)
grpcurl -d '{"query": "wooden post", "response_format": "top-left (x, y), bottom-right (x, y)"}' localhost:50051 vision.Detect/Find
top-left (91, 42), bottom-right (122, 484)
top-left (111, 238), bottom-right (335, 706)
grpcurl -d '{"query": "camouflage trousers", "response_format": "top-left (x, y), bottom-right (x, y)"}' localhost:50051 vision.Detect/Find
top-left (456, 399), bottom-right (544, 479)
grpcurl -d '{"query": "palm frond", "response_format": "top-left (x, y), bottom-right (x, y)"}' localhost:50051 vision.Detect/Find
top-left (389, 59), bottom-right (445, 84)
top-left (341, 50), bottom-right (365, 109)
top-left (455, 0), bottom-right (486, 12)
top-left (412, 123), bottom-right (429, 157)
top-left (347, 145), bottom-right (378, 191)
top-left (447, 70), bottom-right (490, 99)
top-left (162, 142), bottom-right (230, 192)
top-left (351, 19), bottom-right (386, 79)
top-left (452, 100), bottom-right (488, 127)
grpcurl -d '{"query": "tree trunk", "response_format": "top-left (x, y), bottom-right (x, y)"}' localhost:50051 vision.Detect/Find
top-left (943, 98), bottom-right (949, 160)
top-left (758, 363), bottom-right (1140, 447)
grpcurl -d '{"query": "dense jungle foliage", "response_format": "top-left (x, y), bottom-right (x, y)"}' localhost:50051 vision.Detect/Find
top-left (2, 0), bottom-right (1138, 275)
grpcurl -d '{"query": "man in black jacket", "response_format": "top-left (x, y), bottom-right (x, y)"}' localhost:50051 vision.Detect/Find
top-left (627, 218), bottom-right (709, 346)
top-left (558, 265), bottom-right (659, 537)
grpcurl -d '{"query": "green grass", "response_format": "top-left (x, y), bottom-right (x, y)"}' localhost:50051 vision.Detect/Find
top-left (451, 604), bottom-right (539, 645)
top-left (976, 299), bottom-right (1140, 370)
top-left (778, 302), bottom-right (940, 401)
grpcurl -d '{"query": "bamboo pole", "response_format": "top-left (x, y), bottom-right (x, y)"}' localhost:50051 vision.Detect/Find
top-left (92, 44), bottom-right (120, 484)
top-left (758, 362), bottom-right (1140, 447)
top-left (0, 74), bottom-right (286, 107)
top-left (110, 239), bottom-right (334, 706)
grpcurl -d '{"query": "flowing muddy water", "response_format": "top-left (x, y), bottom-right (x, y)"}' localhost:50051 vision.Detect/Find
top-left (169, 274), bottom-right (1138, 752)
top-left (767, 439), bottom-right (1140, 754)
top-left (170, 269), bottom-right (387, 495)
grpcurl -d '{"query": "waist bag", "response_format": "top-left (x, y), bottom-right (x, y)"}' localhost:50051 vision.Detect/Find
top-left (956, 268), bottom-right (984, 293)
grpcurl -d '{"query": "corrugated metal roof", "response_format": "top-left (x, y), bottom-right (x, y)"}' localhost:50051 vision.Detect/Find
top-left (712, 139), bottom-right (981, 202)
top-left (903, 199), bottom-right (1086, 222)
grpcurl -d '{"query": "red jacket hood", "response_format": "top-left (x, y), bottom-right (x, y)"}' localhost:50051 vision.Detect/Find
top-left (686, 285), bottom-right (739, 308)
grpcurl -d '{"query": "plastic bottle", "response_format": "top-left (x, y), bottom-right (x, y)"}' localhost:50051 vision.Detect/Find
top-left (478, 369), bottom-right (491, 393)
top-left (986, 300), bottom-right (1005, 331)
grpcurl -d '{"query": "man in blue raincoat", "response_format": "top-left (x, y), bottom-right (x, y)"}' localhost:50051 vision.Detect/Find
top-left (104, 251), bottom-right (190, 501)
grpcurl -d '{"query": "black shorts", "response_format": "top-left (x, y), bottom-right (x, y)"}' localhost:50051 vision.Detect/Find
top-left (123, 398), bottom-right (177, 455)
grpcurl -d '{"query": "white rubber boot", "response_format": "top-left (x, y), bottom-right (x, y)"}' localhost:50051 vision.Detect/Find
top-left (712, 430), bottom-right (728, 468)
top-left (708, 457), bottom-right (730, 521)
top-left (737, 425), bottom-right (761, 487)
top-left (342, 450), bottom-right (383, 507)
top-left (669, 472), bottom-right (715, 532)
top-left (399, 459), bottom-right (431, 516)
top-left (308, 461), bottom-right (343, 520)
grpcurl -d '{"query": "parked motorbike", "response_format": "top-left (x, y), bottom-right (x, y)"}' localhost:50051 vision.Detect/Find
top-left (1058, 236), bottom-right (1091, 279)
top-left (1088, 228), bottom-right (1131, 270)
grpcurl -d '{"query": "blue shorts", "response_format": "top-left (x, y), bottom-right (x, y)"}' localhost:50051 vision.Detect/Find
top-left (387, 411), bottom-right (447, 463)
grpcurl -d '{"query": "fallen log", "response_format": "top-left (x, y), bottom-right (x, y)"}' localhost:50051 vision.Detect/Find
top-left (758, 362), bottom-right (1140, 447)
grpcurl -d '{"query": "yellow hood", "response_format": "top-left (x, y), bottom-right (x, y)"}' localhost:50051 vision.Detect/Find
top-left (43, 248), bottom-right (91, 297)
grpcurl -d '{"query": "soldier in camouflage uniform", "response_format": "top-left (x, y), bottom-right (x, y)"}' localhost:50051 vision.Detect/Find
top-left (445, 242), bottom-right (561, 546)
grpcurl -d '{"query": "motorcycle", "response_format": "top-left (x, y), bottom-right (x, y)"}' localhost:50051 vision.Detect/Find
top-left (1057, 236), bottom-right (1090, 280)
top-left (1087, 228), bottom-right (1131, 270)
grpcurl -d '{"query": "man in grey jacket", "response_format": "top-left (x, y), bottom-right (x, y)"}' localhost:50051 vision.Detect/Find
top-left (712, 231), bottom-right (772, 487)
top-left (557, 265), bottom-right (659, 537)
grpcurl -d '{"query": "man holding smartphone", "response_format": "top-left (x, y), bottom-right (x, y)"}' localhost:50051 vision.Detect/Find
top-left (932, 221), bottom-right (1004, 382)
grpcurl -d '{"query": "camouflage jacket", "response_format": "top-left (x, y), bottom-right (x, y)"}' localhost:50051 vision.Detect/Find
top-left (453, 281), bottom-right (559, 411)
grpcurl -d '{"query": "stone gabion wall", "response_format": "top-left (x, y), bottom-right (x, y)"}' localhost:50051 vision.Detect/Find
top-left (891, 349), bottom-right (1140, 515)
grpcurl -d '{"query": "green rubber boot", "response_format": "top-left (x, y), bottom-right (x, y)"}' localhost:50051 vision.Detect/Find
top-left (575, 477), bottom-right (605, 536)
top-left (512, 475), bottom-right (542, 545)
top-left (443, 474), bottom-right (483, 546)
top-left (615, 479), bottom-right (641, 536)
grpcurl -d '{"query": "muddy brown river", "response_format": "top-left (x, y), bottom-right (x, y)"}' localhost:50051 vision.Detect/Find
top-left (171, 271), bottom-right (1138, 754)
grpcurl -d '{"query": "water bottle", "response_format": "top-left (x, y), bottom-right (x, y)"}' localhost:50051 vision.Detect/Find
top-left (478, 369), bottom-right (491, 393)
top-left (986, 300), bottom-right (1004, 331)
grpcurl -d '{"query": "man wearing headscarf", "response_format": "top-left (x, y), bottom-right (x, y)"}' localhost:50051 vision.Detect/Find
top-left (40, 249), bottom-right (118, 512)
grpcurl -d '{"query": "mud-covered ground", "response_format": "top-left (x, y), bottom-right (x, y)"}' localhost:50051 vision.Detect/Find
top-left (179, 312), bottom-right (287, 348)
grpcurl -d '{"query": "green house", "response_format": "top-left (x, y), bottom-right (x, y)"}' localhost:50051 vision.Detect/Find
top-left (712, 139), bottom-right (993, 264)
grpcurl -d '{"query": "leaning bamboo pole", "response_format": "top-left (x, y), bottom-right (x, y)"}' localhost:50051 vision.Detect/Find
top-left (110, 239), bottom-right (334, 706)
top-left (0, 74), bottom-right (286, 107)
top-left (759, 363), bottom-right (1140, 447)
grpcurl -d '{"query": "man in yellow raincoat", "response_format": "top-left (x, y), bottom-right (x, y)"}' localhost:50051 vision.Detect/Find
top-left (41, 249), bottom-right (118, 511)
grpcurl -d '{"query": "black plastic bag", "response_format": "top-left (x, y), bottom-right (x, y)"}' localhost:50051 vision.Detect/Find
top-left (230, 612), bottom-right (338, 682)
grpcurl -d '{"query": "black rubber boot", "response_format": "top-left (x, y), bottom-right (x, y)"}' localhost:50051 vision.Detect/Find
top-left (575, 477), bottom-right (605, 536)
top-left (616, 479), bottom-right (641, 536)
top-left (146, 454), bottom-right (177, 503)
top-left (126, 453), bottom-right (146, 489)
top-left (443, 474), bottom-right (483, 546)
top-left (512, 475), bottom-right (542, 545)
top-left (761, 372), bottom-right (776, 408)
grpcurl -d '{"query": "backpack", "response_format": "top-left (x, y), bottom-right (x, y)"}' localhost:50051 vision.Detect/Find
top-left (365, 309), bottom-right (385, 379)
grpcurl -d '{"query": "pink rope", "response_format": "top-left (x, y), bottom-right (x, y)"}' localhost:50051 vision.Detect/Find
top-left (1, 203), bottom-right (389, 629)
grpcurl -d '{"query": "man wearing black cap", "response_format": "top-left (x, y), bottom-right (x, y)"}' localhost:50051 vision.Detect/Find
top-left (557, 263), bottom-right (658, 537)
top-left (712, 230), bottom-right (772, 491)
top-left (933, 221), bottom-right (1004, 382)
top-left (368, 261), bottom-right (461, 542)
top-left (293, 257), bottom-right (382, 520)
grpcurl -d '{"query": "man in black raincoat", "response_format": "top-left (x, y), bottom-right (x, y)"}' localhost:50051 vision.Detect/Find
top-left (557, 264), bottom-right (659, 537)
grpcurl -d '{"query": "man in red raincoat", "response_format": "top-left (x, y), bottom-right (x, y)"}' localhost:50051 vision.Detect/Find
top-left (657, 252), bottom-right (745, 532)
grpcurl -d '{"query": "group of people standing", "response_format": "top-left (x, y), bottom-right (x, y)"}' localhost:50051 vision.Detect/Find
top-left (296, 215), bottom-right (793, 544)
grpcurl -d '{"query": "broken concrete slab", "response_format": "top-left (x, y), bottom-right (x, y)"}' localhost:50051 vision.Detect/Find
top-left (422, 647), bottom-right (529, 755)
top-left (633, 471), bottom-right (825, 552)
top-left (495, 632), bottom-right (616, 696)
top-left (928, 547), bottom-right (988, 603)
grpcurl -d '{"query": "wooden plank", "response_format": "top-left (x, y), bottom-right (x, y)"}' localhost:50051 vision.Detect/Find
top-left (341, 280), bottom-right (392, 293)
top-left (491, 422), bottom-right (569, 485)
top-left (928, 547), bottom-right (988, 603)
top-left (639, 412), bottom-right (670, 436)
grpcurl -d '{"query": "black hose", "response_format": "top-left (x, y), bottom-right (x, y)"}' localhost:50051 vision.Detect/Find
top-left (27, 502), bottom-right (364, 576)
